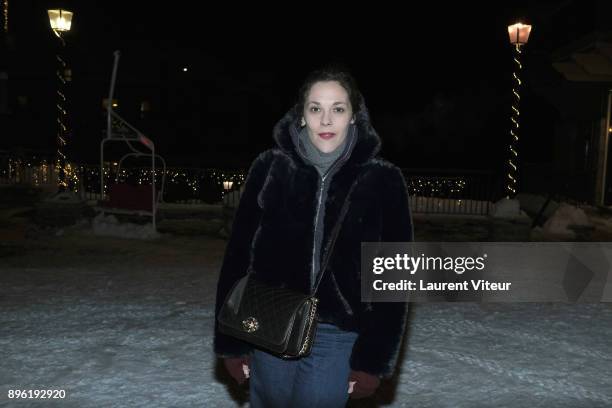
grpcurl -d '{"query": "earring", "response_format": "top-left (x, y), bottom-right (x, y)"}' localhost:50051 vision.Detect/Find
top-left (350, 118), bottom-right (355, 124)
top-left (300, 117), bottom-right (306, 127)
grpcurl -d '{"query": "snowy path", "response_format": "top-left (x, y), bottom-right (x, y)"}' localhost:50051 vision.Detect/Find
top-left (1, 234), bottom-right (611, 407)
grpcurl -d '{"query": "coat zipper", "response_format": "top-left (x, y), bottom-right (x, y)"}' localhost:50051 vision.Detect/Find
top-left (311, 174), bottom-right (326, 291)
top-left (306, 124), bottom-right (357, 293)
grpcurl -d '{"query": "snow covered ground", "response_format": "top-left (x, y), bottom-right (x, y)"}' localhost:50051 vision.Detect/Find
top-left (1, 223), bottom-right (612, 407)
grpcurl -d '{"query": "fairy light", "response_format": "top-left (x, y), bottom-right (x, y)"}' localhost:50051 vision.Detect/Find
top-left (54, 51), bottom-right (68, 190)
top-left (506, 22), bottom-right (532, 198)
top-left (15, 159), bottom-right (21, 182)
top-left (63, 162), bottom-right (81, 192)
top-left (2, 0), bottom-right (7, 34)
top-left (2, 154), bottom-right (254, 201)
top-left (41, 161), bottom-right (49, 183)
top-left (31, 165), bottom-right (39, 186)
top-left (406, 177), bottom-right (467, 197)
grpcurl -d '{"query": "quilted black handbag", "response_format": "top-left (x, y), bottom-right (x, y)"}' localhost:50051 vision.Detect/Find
top-left (217, 172), bottom-right (360, 358)
top-left (218, 275), bottom-right (319, 358)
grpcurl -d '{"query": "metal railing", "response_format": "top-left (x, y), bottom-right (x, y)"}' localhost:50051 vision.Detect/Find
top-left (1, 156), bottom-right (499, 215)
top-left (0, 158), bottom-right (246, 206)
top-left (403, 169), bottom-right (500, 215)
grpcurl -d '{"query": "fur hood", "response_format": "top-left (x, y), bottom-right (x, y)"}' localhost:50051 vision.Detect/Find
top-left (271, 99), bottom-right (381, 168)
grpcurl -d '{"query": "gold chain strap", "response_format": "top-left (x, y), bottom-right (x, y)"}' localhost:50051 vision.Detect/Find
top-left (298, 298), bottom-right (319, 356)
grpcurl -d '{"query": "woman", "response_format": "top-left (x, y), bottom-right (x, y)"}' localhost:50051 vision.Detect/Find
top-left (214, 66), bottom-right (414, 407)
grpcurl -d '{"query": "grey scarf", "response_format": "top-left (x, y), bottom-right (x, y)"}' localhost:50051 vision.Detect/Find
top-left (298, 127), bottom-right (349, 176)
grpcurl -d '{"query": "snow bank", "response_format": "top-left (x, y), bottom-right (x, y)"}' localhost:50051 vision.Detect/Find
top-left (543, 203), bottom-right (592, 238)
top-left (92, 213), bottom-right (160, 240)
top-left (491, 198), bottom-right (529, 218)
top-left (515, 192), bottom-right (560, 219)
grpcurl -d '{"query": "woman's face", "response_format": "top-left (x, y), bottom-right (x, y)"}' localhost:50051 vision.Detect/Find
top-left (303, 81), bottom-right (353, 153)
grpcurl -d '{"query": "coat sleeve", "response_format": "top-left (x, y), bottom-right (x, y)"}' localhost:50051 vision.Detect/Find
top-left (349, 165), bottom-right (414, 379)
top-left (213, 151), bottom-right (272, 358)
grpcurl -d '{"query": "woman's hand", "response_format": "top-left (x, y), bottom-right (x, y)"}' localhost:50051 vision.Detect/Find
top-left (222, 356), bottom-right (250, 385)
top-left (348, 370), bottom-right (381, 399)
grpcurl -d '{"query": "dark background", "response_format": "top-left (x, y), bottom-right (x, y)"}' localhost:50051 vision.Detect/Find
top-left (1, 1), bottom-right (608, 172)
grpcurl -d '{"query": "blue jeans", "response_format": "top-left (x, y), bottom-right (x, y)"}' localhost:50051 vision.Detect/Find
top-left (249, 322), bottom-right (359, 408)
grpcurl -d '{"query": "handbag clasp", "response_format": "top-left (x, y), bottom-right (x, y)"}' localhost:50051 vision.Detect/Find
top-left (242, 317), bottom-right (259, 333)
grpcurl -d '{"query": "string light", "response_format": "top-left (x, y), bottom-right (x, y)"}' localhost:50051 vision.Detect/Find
top-left (406, 177), bottom-right (466, 197)
top-left (507, 43), bottom-right (521, 198)
top-left (2, 0), bottom-right (7, 34)
top-left (3, 155), bottom-right (476, 205)
top-left (41, 161), bottom-right (49, 184)
top-left (53, 34), bottom-right (70, 191)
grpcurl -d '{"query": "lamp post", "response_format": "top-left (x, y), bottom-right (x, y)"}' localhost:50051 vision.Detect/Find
top-left (223, 180), bottom-right (234, 194)
top-left (506, 22), bottom-right (532, 199)
top-left (222, 179), bottom-right (234, 207)
top-left (48, 8), bottom-right (73, 192)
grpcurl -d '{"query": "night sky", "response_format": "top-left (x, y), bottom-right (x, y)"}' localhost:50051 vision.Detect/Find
top-left (2, 1), bottom-right (602, 171)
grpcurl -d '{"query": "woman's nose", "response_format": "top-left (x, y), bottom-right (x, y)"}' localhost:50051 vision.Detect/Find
top-left (321, 111), bottom-right (332, 126)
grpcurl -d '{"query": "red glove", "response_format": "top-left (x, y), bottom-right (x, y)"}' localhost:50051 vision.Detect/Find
top-left (223, 356), bottom-right (250, 385)
top-left (348, 370), bottom-right (380, 399)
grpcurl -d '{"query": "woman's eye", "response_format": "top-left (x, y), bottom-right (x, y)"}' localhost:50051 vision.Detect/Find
top-left (334, 107), bottom-right (345, 113)
top-left (310, 107), bottom-right (320, 113)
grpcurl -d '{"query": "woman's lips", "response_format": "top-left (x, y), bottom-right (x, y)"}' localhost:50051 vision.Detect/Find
top-left (318, 133), bottom-right (336, 140)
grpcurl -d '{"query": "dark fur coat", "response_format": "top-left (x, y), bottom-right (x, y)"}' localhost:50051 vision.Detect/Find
top-left (214, 101), bottom-right (414, 379)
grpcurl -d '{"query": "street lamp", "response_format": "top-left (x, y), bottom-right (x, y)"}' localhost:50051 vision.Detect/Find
top-left (223, 180), bottom-right (234, 191)
top-left (48, 8), bottom-right (73, 191)
top-left (222, 179), bottom-right (234, 207)
top-left (506, 22), bottom-right (532, 198)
